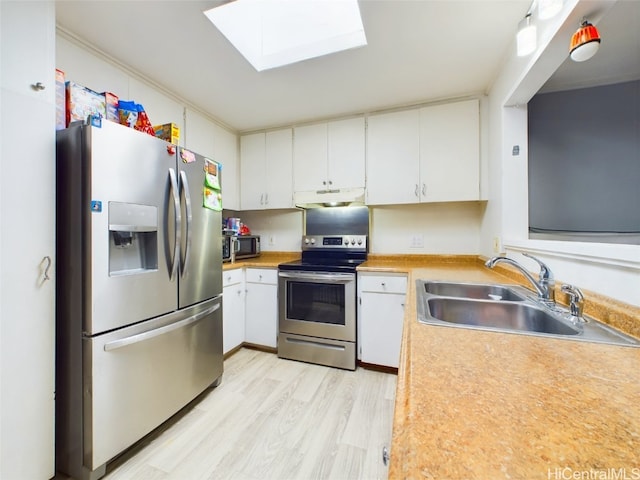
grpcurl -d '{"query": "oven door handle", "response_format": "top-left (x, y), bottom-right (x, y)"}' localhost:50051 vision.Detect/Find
top-left (278, 271), bottom-right (354, 283)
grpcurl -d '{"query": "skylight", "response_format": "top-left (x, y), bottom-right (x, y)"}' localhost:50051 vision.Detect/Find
top-left (204, 0), bottom-right (367, 72)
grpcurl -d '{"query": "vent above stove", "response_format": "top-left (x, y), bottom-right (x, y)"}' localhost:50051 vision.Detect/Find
top-left (294, 187), bottom-right (365, 208)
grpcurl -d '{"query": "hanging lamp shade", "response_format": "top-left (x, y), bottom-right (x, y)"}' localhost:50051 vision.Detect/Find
top-left (516, 13), bottom-right (537, 56)
top-left (569, 20), bottom-right (601, 62)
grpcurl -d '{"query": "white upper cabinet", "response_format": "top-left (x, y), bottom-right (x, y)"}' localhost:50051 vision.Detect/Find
top-left (240, 129), bottom-right (293, 210)
top-left (184, 108), bottom-right (215, 157)
top-left (419, 99), bottom-right (479, 202)
top-left (184, 109), bottom-right (239, 210)
top-left (294, 117), bottom-right (365, 192)
top-left (240, 132), bottom-right (265, 210)
top-left (213, 123), bottom-right (240, 211)
top-left (366, 99), bottom-right (480, 205)
top-left (366, 109), bottom-right (421, 205)
top-left (327, 117), bottom-right (365, 190)
top-left (293, 123), bottom-right (328, 192)
top-left (1, 1), bottom-right (55, 102)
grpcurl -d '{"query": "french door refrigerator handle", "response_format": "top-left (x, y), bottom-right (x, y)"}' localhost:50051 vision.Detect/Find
top-left (179, 170), bottom-right (193, 277)
top-left (103, 303), bottom-right (220, 351)
top-left (168, 168), bottom-right (181, 281)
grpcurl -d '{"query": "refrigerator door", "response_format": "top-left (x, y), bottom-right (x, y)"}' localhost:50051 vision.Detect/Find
top-left (83, 295), bottom-right (223, 472)
top-left (85, 121), bottom-right (178, 335)
top-left (176, 149), bottom-right (223, 309)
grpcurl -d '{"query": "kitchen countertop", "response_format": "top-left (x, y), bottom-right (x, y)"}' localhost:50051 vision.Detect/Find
top-left (359, 256), bottom-right (640, 479)
top-left (222, 251), bottom-right (300, 270)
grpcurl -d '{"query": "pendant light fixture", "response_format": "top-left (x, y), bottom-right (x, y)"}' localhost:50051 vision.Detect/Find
top-left (517, 13), bottom-right (537, 57)
top-left (569, 19), bottom-right (601, 62)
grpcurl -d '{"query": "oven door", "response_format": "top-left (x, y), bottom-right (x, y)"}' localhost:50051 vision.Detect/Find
top-left (278, 271), bottom-right (356, 342)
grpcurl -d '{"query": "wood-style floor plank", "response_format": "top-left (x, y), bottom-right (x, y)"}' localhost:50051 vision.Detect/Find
top-left (101, 348), bottom-right (396, 480)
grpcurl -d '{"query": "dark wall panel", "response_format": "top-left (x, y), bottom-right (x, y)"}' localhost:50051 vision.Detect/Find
top-left (528, 80), bottom-right (640, 234)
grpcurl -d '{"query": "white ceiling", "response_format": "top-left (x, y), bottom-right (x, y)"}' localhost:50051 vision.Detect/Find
top-left (55, 0), bottom-right (533, 132)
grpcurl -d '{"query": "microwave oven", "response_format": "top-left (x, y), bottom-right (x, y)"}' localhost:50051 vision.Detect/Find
top-left (222, 235), bottom-right (260, 263)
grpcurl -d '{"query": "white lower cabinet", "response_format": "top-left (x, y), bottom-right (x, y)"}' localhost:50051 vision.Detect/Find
top-left (222, 269), bottom-right (245, 354)
top-left (244, 268), bottom-right (278, 348)
top-left (358, 273), bottom-right (407, 368)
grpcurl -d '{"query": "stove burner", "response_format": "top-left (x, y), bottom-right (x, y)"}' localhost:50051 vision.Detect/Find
top-left (278, 257), bottom-right (366, 274)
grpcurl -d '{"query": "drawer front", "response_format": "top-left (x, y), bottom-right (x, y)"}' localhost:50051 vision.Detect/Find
top-left (87, 298), bottom-right (223, 468)
top-left (359, 274), bottom-right (407, 294)
top-left (245, 268), bottom-right (278, 285)
top-left (223, 268), bottom-right (244, 287)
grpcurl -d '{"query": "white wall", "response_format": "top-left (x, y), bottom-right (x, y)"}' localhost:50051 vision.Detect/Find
top-left (370, 203), bottom-right (482, 255)
top-left (232, 209), bottom-right (304, 252)
top-left (233, 202), bottom-right (483, 255)
top-left (485, 0), bottom-right (640, 306)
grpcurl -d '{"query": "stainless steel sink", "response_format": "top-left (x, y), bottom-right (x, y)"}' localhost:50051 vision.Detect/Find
top-left (423, 281), bottom-right (527, 301)
top-left (416, 280), bottom-right (640, 347)
top-left (427, 298), bottom-right (580, 335)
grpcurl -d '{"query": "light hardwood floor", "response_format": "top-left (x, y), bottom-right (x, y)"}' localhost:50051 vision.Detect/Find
top-left (100, 348), bottom-right (397, 480)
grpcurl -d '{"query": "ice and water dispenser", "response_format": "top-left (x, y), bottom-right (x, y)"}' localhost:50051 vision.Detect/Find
top-left (108, 201), bottom-right (158, 275)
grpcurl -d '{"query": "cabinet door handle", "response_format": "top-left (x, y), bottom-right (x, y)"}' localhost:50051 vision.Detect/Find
top-left (414, 184), bottom-right (419, 197)
top-left (31, 82), bottom-right (46, 91)
top-left (265, 193), bottom-right (269, 205)
top-left (328, 180), bottom-right (332, 186)
top-left (422, 183), bottom-right (426, 196)
top-left (42, 256), bottom-right (52, 281)
top-left (260, 193), bottom-right (264, 205)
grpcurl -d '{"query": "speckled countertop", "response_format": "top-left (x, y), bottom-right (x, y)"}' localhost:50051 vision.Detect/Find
top-left (222, 251), bottom-right (300, 270)
top-left (359, 255), bottom-right (640, 479)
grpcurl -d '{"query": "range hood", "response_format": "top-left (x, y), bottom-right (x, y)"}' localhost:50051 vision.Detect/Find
top-left (294, 187), bottom-right (365, 208)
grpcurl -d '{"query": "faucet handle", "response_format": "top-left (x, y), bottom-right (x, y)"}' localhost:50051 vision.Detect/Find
top-left (561, 284), bottom-right (584, 319)
top-left (522, 252), bottom-right (554, 281)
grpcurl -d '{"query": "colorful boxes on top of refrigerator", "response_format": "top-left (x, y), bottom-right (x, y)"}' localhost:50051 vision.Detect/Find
top-left (65, 81), bottom-right (106, 127)
top-left (154, 123), bottom-right (180, 144)
top-left (102, 92), bottom-right (119, 122)
top-left (55, 69), bottom-right (66, 130)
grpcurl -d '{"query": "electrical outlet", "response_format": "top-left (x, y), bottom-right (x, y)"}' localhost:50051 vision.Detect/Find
top-left (269, 235), bottom-right (276, 246)
top-left (410, 234), bottom-right (424, 249)
top-left (493, 236), bottom-right (502, 254)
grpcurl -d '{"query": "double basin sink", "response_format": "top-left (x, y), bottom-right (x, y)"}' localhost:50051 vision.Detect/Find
top-left (416, 281), bottom-right (640, 347)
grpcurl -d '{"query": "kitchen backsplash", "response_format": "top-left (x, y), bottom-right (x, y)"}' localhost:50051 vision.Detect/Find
top-left (227, 202), bottom-right (483, 254)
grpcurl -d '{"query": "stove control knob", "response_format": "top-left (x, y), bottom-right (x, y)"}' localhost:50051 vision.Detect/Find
top-left (343, 237), bottom-right (349, 246)
top-left (357, 238), bottom-right (363, 245)
top-left (304, 237), bottom-right (310, 244)
top-left (351, 238), bottom-right (356, 245)
top-left (310, 238), bottom-right (316, 245)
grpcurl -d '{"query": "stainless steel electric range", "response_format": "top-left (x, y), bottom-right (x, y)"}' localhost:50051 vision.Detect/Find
top-left (277, 206), bottom-right (369, 370)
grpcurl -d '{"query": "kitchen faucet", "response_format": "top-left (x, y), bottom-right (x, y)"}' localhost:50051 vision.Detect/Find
top-left (485, 252), bottom-right (555, 304)
top-left (561, 284), bottom-right (585, 321)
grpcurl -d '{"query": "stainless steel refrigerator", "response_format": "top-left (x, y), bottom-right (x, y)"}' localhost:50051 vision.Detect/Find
top-left (56, 120), bottom-right (223, 480)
